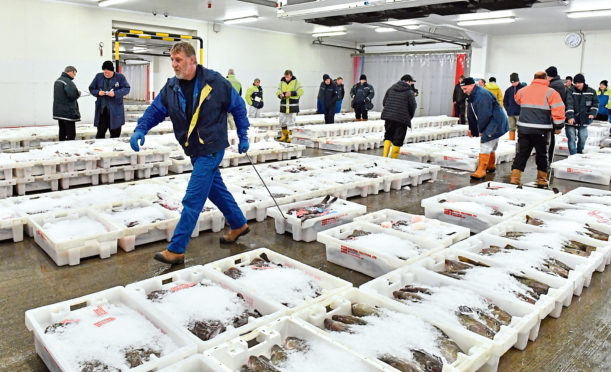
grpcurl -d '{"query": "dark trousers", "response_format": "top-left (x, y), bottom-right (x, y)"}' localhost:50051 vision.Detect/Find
top-left (455, 104), bottom-right (466, 124)
top-left (384, 120), bottom-right (408, 147)
top-left (512, 131), bottom-right (551, 173)
top-left (354, 104), bottom-right (368, 120)
top-left (57, 120), bottom-right (76, 141)
top-left (595, 113), bottom-right (609, 122)
top-left (96, 108), bottom-right (122, 139)
top-left (324, 107), bottom-right (335, 124)
top-left (548, 133), bottom-right (555, 164)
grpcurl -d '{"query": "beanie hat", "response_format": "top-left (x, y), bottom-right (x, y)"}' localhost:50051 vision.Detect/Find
top-left (573, 73), bottom-right (585, 84)
top-left (460, 77), bottom-right (475, 86)
top-left (601, 80), bottom-right (608, 88)
top-left (545, 66), bottom-right (558, 78)
top-left (489, 77), bottom-right (496, 82)
top-left (102, 61), bottom-right (114, 72)
top-left (401, 74), bottom-right (416, 82)
top-left (566, 76), bottom-right (573, 81)
top-left (510, 73), bottom-right (519, 82)
top-left (323, 74), bottom-right (330, 81)
top-left (360, 74), bottom-right (367, 81)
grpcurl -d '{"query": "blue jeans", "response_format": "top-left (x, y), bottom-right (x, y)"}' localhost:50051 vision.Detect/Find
top-left (167, 150), bottom-right (246, 254)
top-left (565, 125), bottom-right (588, 155)
top-left (335, 100), bottom-right (343, 113)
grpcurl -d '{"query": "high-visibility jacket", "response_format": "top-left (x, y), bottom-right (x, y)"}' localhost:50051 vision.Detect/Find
top-left (515, 79), bottom-right (565, 132)
top-left (485, 82), bottom-right (504, 107)
top-left (246, 85), bottom-right (263, 109)
top-left (597, 88), bottom-right (610, 115)
top-left (276, 76), bottom-right (303, 114)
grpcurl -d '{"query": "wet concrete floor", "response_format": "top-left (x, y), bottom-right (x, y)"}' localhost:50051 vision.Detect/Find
top-left (0, 148), bottom-right (609, 371)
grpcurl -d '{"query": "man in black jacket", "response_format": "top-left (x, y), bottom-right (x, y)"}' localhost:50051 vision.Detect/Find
top-left (453, 75), bottom-right (466, 124)
top-left (350, 75), bottom-right (375, 121)
top-left (566, 73), bottom-right (599, 155)
top-left (545, 66), bottom-right (567, 163)
top-left (53, 66), bottom-right (81, 141)
top-left (318, 74), bottom-right (339, 124)
top-left (381, 74), bottom-right (417, 158)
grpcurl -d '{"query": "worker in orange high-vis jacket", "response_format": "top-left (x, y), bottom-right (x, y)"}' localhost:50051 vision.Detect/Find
top-left (510, 71), bottom-right (566, 188)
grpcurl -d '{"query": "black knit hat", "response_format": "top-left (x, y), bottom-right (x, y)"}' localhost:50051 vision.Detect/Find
top-left (545, 66), bottom-right (558, 78)
top-left (566, 76), bottom-right (573, 82)
top-left (601, 80), bottom-right (608, 87)
top-left (360, 74), bottom-right (367, 81)
top-left (102, 61), bottom-right (114, 72)
top-left (401, 74), bottom-right (416, 82)
top-left (489, 77), bottom-right (496, 82)
top-left (573, 73), bottom-right (585, 83)
top-left (510, 73), bottom-right (519, 82)
top-left (460, 77), bottom-right (475, 86)
top-left (323, 74), bottom-right (330, 81)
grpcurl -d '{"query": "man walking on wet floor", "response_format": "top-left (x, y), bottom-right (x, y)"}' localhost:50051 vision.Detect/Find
top-left (461, 77), bottom-right (509, 180)
top-left (510, 71), bottom-right (565, 188)
top-left (130, 42), bottom-right (250, 265)
top-left (318, 74), bottom-right (339, 124)
top-left (381, 74), bottom-right (417, 159)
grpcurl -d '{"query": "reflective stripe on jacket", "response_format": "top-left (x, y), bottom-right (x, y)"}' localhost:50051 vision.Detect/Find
top-left (276, 76), bottom-right (303, 114)
top-left (515, 79), bottom-right (565, 131)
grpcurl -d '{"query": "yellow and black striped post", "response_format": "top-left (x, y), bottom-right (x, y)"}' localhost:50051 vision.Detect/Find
top-left (114, 29), bottom-right (204, 71)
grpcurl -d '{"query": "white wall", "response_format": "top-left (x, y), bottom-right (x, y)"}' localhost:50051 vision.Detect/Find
top-left (0, 0), bottom-right (353, 126)
top-left (483, 30), bottom-right (611, 93)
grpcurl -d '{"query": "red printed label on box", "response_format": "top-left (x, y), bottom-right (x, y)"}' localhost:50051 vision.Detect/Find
top-left (567, 168), bottom-right (591, 174)
top-left (443, 208), bottom-right (476, 219)
top-left (171, 282), bottom-right (197, 292)
top-left (443, 156), bottom-right (461, 161)
top-left (340, 245), bottom-right (377, 260)
top-left (94, 317), bottom-right (116, 327)
top-left (252, 265), bottom-right (275, 270)
top-left (93, 306), bottom-right (107, 316)
top-left (322, 213), bottom-right (346, 226)
top-left (587, 210), bottom-right (609, 223)
top-left (60, 319), bottom-right (80, 324)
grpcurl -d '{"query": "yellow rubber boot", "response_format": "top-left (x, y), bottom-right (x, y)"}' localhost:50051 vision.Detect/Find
top-left (390, 146), bottom-right (400, 159)
top-left (470, 153), bottom-right (489, 180)
top-left (286, 130), bottom-right (292, 143)
top-left (279, 129), bottom-right (288, 142)
top-left (383, 140), bottom-right (392, 157)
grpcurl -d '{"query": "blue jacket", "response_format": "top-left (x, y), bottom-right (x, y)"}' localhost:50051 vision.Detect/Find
top-left (598, 88), bottom-right (610, 116)
top-left (503, 84), bottom-right (524, 116)
top-left (135, 65), bottom-right (249, 158)
top-left (88, 72), bottom-right (130, 129)
top-left (467, 85), bottom-right (509, 143)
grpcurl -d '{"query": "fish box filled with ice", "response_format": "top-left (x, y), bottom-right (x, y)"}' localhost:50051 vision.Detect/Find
top-left (158, 354), bottom-right (218, 372)
top-left (294, 288), bottom-right (494, 372)
top-left (482, 221), bottom-right (608, 277)
top-left (205, 316), bottom-right (383, 372)
top-left (30, 209), bottom-right (123, 266)
top-left (0, 201), bottom-right (26, 242)
top-left (414, 249), bottom-right (574, 320)
top-left (354, 209), bottom-right (470, 247)
top-left (24, 287), bottom-right (196, 372)
top-left (98, 200), bottom-right (180, 252)
top-left (267, 196), bottom-right (367, 242)
top-left (360, 264), bottom-right (539, 352)
top-left (317, 221), bottom-right (444, 278)
top-left (125, 265), bottom-right (285, 352)
top-left (206, 248), bottom-right (352, 312)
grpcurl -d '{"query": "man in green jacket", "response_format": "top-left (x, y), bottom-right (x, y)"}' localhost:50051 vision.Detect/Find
top-left (226, 69), bottom-right (242, 130)
top-left (246, 78), bottom-right (264, 118)
top-left (276, 69), bottom-right (304, 143)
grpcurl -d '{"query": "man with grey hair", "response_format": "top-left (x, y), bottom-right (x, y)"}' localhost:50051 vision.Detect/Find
top-left (53, 66), bottom-right (81, 141)
top-left (131, 41), bottom-right (251, 265)
top-left (246, 78), bottom-right (264, 118)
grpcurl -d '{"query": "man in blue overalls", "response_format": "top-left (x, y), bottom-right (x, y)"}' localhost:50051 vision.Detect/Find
top-left (130, 42), bottom-right (250, 265)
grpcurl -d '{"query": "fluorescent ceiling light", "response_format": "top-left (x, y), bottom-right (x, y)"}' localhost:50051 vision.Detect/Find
top-left (131, 47), bottom-right (147, 53)
top-left (98, 0), bottom-right (127, 7)
top-left (312, 31), bottom-right (347, 38)
top-left (375, 27), bottom-right (397, 33)
top-left (458, 10), bottom-right (513, 21)
top-left (404, 24), bottom-right (420, 30)
top-left (457, 17), bottom-right (516, 26)
top-left (224, 15), bottom-right (259, 24)
top-left (567, 9), bottom-right (611, 18)
top-left (312, 26), bottom-right (346, 33)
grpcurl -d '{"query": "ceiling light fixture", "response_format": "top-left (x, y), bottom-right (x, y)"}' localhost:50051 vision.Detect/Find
top-left (98, 0), bottom-right (127, 7)
top-left (567, 9), bottom-right (611, 18)
top-left (374, 27), bottom-right (396, 33)
top-left (458, 10), bottom-right (513, 21)
top-left (312, 31), bottom-right (348, 38)
top-left (404, 24), bottom-right (420, 30)
top-left (457, 17), bottom-right (516, 26)
top-left (223, 15), bottom-right (259, 25)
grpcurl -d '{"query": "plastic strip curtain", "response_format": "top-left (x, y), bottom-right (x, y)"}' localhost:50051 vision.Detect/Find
top-left (361, 53), bottom-right (463, 116)
top-left (120, 62), bottom-right (148, 101)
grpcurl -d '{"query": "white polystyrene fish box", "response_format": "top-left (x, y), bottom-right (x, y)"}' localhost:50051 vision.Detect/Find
top-left (293, 288), bottom-right (495, 372)
top-left (317, 221), bottom-right (445, 278)
top-left (158, 354), bottom-right (218, 372)
top-left (354, 209), bottom-right (470, 247)
top-left (98, 200), bottom-right (180, 252)
top-left (24, 287), bottom-right (196, 372)
top-left (204, 316), bottom-right (384, 372)
top-left (125, 265), bottom-right (285, 353)
top-left (267, 196), bottom-right (366, 242)
top-left (29, 209), bottom-right (123, 266)
top-left (0, 201), bottom-right (25, 242)
top-left (205, 248), bottom-right (352, 312)
top-left (360, 264), bottom-right (539, 352)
